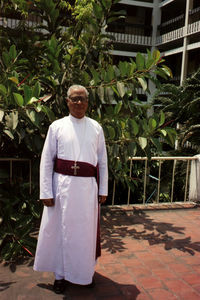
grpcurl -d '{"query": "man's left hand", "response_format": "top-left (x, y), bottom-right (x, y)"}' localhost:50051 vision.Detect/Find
top-left (98, 195), bottom-right (107, 204)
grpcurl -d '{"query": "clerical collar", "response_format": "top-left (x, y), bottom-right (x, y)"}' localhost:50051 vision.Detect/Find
top-left (69, 114), bottom-right (86, 123)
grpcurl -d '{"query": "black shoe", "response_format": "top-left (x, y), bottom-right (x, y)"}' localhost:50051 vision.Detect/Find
top-left (53, 279), bottom-right (66, 294)
top-left (85, 278), bottom-right (95, 288)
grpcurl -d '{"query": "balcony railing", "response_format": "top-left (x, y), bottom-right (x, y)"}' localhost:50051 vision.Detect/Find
top-left (108, 31), bottom-right (152, 46)
top-left (187, 20), bottom-right (200, 35)
top-left (156, 27), bottom-right (184, 45)
top-left (111, 156), bottom-right (198, 206)
top-left (156, 20), bottom-right (200, 45)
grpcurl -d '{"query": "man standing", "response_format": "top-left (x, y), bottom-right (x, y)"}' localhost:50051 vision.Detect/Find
top-left (33, 85), bottom-right (108, 294)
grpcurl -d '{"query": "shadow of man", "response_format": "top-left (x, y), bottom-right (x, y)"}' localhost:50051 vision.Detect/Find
top-left (37, 272), bottom-right (140, 299)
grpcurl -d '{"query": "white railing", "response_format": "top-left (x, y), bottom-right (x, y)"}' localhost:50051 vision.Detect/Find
top-left (111, 156), bottom-right (198, 206)
top-left (156, 27), bottom-right (184, 45)
top-left (156, 20), bottom-right (200, 45)
top-left (0, 17), bottom-right (38, 29)
top-left (108, 31), bottom-right (152, 46)
top-left (187, 20), bottom-right (200, 35)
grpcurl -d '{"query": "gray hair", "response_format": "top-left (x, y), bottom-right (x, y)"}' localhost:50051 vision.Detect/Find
top-left (67, 85), bottom-right (89, 98)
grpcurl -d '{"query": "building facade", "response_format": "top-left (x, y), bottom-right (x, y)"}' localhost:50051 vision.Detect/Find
top-left (1, 0), bottom-right (199, 99)
top-left (107, 0), bottom-right (200, 97)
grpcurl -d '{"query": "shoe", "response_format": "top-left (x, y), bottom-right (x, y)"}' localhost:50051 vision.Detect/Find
top-left (85, 278), bottom-right (95, 288)
top-left (53, 279), bottom-right (66, 294)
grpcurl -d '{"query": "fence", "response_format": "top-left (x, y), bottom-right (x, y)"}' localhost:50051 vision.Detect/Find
top-left (111, 156), bottom-right (198, 206)
top-left (0, 158), bottom-right (32, 194)
top-left (0, 156), bottom-right (198, 206)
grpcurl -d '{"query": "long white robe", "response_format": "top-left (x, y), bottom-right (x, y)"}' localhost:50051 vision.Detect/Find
top-left (33, 114), bottom-right (108, 285)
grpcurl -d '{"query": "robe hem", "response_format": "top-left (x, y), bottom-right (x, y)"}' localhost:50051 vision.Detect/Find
top-left (33, 267), bottom-right (94, 285)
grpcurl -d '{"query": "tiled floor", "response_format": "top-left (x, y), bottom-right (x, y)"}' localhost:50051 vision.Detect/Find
top-left (1, 206), bottom-right (200, 299)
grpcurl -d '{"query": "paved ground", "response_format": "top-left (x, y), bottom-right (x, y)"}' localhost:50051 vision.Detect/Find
top-left (1, 206), bottom-right (200, 300)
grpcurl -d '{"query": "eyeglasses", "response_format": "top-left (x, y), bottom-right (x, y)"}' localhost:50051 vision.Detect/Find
top-left (68, 96), bottom-right (88, 103)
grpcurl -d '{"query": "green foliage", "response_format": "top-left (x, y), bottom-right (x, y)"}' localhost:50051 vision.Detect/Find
top-left (0, 0), bottom-right (176, 261)
top-left (153, 68), bottom-right (200, 152)
top-left (0, 181), bottom-right (41, 261)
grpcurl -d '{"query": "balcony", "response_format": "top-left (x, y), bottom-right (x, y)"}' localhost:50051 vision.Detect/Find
top-left (108, 31), bottom-right (152, 46)
top-left (156, 20), bottom-right (200, 46)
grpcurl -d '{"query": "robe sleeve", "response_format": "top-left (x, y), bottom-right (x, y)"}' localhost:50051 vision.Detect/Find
top-left (97, 127), bottom-right (108, 196)
top-left (40, 123), bottom-right (57, 199)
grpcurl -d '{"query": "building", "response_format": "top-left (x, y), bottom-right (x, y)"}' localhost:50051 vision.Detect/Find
top-left (1, 0), bottom-right (199, 100)
top-left (107, 0), bottom-right (200, 99)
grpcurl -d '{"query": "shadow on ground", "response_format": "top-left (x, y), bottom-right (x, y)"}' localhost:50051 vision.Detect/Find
top-left (37, 272), bottom-right (140, 300)
top-left (101, 207), bottom-right (200, 256)
top-left (0, 281), bottom-right (16, 292)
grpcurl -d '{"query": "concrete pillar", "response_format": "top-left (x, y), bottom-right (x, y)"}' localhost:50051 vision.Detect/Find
top-left (147, 0), bottom-right (161, 104)
top-left (180, 0), bottom-right (193, 85)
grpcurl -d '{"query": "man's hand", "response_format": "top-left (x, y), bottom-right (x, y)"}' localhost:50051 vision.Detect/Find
top-left (41, 198), bottom-right (55, 207)
top-left (98, 195), bottom-right (107, 204)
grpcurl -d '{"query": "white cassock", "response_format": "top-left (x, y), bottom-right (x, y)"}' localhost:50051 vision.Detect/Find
top-left (33, 114), bottom-right (108, 285)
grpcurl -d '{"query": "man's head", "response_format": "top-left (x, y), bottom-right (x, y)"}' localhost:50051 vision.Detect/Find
top-left (66, 85), bottom-right (89, 119)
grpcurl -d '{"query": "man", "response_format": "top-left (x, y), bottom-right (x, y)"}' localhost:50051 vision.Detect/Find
top-left (33, 85), bottom-right (108, 294)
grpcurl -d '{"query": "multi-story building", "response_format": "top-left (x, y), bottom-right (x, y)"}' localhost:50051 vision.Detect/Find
top-left (1, 0), bottom-right (199, 100)
top-left (107, 0), bottom-right (200, 100)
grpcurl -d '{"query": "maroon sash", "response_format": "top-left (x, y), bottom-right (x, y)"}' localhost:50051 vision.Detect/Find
top-left (54, 157), bottom-right (101, 258)
top-left (54, 157), bottom-right (97, 177)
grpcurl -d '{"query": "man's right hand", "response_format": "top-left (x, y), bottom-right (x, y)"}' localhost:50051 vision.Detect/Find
top-left (41, 198), bottom-right (55, 207)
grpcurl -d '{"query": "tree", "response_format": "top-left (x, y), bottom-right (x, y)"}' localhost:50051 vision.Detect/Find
top-left (0, 0), bottom-right (176, 261)
top-left (153, 68), bottom-right (200, 153)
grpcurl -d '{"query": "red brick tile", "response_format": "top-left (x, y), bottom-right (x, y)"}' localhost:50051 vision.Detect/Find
top-left (136, 292), bottom-right (152, 300)
top-left (129, 266), bottom-right (152, 278)
top-left (137, 276), bottom-right (164, 289)
top-left (110, 273), bottom-right (135, 285)
top-left (193, 284), bottom-right (200, 294)
top-left (164, 279), bottom-right (191, 295)
top-left (121, 258), bottom-right (143, 267)
top-left (181, 273), bottom-right (200, 286)
top-left (143, 259), bottom-right (165, 270)
top-left (168, 263), bottom-right (192, 273)
top-left (180, 290), bottom-right (200, 300)
top-left (148, 288), bottom-right (177, 300)
top-left (152, 268), bottom-right (177, 280)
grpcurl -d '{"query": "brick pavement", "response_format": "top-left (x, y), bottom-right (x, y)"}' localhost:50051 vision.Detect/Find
top-left (0, 206), bottom-right (200, 299)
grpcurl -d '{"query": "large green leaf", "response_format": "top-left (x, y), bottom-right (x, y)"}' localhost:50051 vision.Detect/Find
top-left (148, 118), bottom-right (157, 131)
top-left (13, 93), bottom-right (24, 106)
top-left (131, 119), bottom-right (139, 135)
top-left (138, 77), bottom-right (147, 91)
top-left (24, 85), bottom-right (32, 105)
top-left (33, 82), bottom-right (41, 98)
top-left (9, 45), bottom-right (17, 60)
top-left (136, 53), bottom-right (145, 70)
top-left (151, 137), bottom-right (162, 152)
top-left (138, 137), bottom-right (147, 149)
top-left (4, 129), bottom-right (14, 139)
top-left (5, 111), bottom-right (18, 130)
top-left (159, 111), bottom-right (165, 126)
top-left (107, 126), bottom-right (115, 139)
top-left (26, 109), bottom-right (39, 127)
top-left (117, 82), bottom-right (125, 98)
top-left (0, 110), bottom-right (4, 122)
top-left (114, 101), bottom-right (122, 115)
top-left (0, 84), bottom-right (7, 96)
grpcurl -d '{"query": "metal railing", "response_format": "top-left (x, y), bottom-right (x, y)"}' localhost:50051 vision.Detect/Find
top-left (108, 31), bottom-right (152, 46)
top-left (0, 158), bottom-right (32, 194)
top-left (111, 156), bottom-right (198, 206)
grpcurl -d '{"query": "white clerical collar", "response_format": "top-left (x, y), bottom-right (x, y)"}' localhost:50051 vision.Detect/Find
top-left (69, 114), bottom-right (86, 123)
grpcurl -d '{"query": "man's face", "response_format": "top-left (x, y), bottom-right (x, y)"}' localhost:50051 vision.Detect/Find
top-left (66, 88), bottom-right (88, 119)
